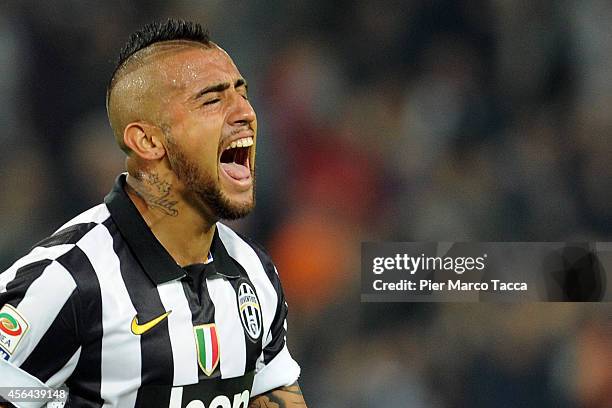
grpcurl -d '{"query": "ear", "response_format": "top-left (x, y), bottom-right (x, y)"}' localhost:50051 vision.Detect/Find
top-left (123, 122), bottom-right (166, 160)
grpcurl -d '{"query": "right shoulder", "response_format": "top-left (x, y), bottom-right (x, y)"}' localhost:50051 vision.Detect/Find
top-left (52, 203), bottom-right (112, 235)
top-left (1, 203), bottom-right (113, 294)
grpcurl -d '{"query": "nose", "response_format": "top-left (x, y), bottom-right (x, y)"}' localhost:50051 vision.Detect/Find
top-left (228, 92), bottom-right (256, 127)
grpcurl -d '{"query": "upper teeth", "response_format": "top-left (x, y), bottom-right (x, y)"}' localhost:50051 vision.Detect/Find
top-left (225, 137), bottom-right (253, 150)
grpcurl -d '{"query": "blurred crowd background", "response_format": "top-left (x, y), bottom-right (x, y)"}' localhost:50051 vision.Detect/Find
top-left (1, 1), bottom-right (611, 407)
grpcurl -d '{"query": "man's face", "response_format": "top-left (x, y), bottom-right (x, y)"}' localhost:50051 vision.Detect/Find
top-left (158, 45), bottom-right (257, 220)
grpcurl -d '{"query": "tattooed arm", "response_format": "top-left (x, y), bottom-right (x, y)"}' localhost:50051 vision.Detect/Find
top-left (248, 382), bottom-right (307, 408)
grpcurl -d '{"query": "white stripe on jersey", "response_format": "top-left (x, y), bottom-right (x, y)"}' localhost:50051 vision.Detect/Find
top-left (46, 347), bottom-right (81, 389)
top-left (0, 244), bottom-right (75, 294)
top-left (54, 203), bottom-right (111, 234)
top-left (157, 281), bottom-right (199, 386)
top-left (217, 224), bottom-right (277, 348)
top-left (10, 261), bottom-right (77, 367)
top-left (169, 387), bottom-right (184, 408)
top-left (207, 276), bottom-right (246, 378)
top-left (78, 224), bottom-right (141, 408)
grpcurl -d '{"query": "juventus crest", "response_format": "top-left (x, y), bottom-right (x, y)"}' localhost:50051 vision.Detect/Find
top-left (237, 282), bottom-right (262, 342)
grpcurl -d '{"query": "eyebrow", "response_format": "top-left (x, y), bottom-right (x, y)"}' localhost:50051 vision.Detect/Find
top-left (193, 78), bottom-right (248, 100)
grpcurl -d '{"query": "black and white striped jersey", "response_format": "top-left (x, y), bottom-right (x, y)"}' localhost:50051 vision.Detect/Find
top-left (0, 174), bottom-right (300, 407)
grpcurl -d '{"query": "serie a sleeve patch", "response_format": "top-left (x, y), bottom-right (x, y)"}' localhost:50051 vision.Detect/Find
top-left (0, 304), bottom-right (30, 360)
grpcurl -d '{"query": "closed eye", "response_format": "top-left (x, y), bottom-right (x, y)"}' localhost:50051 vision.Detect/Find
top-left (203, 98), bottom-right (220, 106)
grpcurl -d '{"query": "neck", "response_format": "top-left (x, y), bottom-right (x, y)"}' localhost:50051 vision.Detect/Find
top-left (125, 172), bottom-right (216, 266)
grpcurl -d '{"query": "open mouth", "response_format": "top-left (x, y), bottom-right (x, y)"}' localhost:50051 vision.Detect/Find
top-left (219, 136), bottom-right (253, 181)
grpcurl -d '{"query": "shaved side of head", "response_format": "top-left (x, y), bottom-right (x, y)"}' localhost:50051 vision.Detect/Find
top-left (107, 42), bottom-right (210, 153)
top-left (106, 19), bottom-right (212, 154)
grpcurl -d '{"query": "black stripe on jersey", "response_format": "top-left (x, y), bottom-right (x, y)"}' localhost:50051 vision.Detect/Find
top-left (103, 219), bottom-right (174, 403)
top-left (136, 386), bottom-right (171, 408)
top-left (237, 235), bottom-right (288, 364)
top-left (65, 393), bottom-right (106, 408)
top-left (181, 265), bottom-right (219, 380)
top-left (34, 222), bottom-right (99, 248)
top-left (182, 263), bottom-right (216, 325)
top-left (2, 259), bottom-right (53, 308)
top-left (263, 295), bottom-right (288, 365)
top-left (20, 289), bottom-right (80, 382)
top-left (56, 246), bottom-right (104, 407)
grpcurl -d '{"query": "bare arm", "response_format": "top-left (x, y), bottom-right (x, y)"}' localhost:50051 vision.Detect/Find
top-left (248, 382), bottom-right (307, 408)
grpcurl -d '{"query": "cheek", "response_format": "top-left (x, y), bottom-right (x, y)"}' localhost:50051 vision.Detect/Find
top-left (170, 111), bottom-right (224, 167)
top-left (184, 138), bottom-right (219, 163)
top-left (181, 117), bottom-right (221, 151)
top-left (184, 130), bottom-right (222, 171)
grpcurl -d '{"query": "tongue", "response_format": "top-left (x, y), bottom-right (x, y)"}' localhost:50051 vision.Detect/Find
top-left (221, 162), bottom-right (250, 180)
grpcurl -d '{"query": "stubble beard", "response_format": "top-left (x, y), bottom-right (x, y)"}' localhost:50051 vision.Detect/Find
top-left (165, 133), bottom-right (255, 220)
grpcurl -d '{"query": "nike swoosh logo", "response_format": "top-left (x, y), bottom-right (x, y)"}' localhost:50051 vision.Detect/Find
top-left (131, 311), bottom-right (172, 335)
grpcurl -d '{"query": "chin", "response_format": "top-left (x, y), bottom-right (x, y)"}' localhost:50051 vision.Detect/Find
top-left (218, 200), bottom-right (255, 220)
top-left (226, 189), bottom-right (254, 207)
top-left (225, 192), bottom-right (255, 218)
top-left (197, 187), bottom-right (255, 221)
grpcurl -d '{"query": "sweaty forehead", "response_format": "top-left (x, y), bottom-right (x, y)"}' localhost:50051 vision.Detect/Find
top-left (114, 43), bottom-right (240, 95)
top-left (162, 46), bottom-right (241, 91)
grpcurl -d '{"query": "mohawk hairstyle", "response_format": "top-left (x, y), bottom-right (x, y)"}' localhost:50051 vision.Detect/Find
top-left (117, 19), bottom-right (210, 68)
top-left (108, 19), bottom-right (211, 90)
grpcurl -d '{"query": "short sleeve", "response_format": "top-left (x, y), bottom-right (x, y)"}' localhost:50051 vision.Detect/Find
top-left (251, 265), bottom-right (300, 396)
top-left (0, 253), bottom-right (81, 406)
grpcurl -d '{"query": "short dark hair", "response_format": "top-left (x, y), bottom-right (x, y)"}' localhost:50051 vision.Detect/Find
top-left (109, 19), bottom-right (211, 90)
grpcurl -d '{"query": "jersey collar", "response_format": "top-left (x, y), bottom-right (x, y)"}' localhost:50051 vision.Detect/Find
top-left (104, 174), bottom-right (241, 285)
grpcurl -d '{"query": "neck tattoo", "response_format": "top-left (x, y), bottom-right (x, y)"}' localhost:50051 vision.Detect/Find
top-left (131, 172), bottom-right (179, 217)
